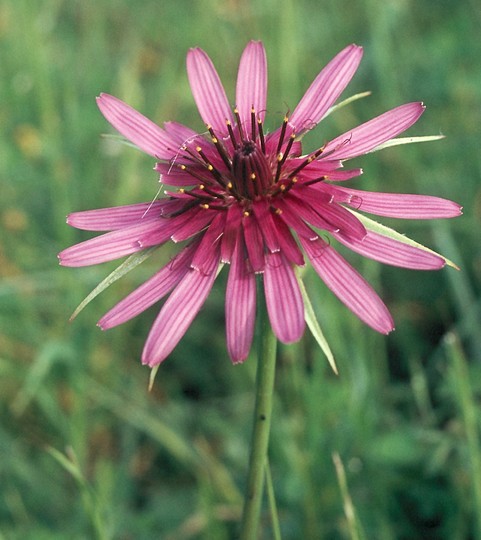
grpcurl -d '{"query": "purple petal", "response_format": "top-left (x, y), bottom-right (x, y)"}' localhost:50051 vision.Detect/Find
top-left (263, 252), bottom-right (305, 343)
top-left (98, 242), bottom-right (197, 329)
top-left (333, 230), bottom-right (445, 269)
top-left (323, 102), bottom-right (425, 160)
top-left (236, 41), bottom-right (268, 127)
top-left (288, 44), bottom-right (363, 135)
top-left (226, 234), bottom-right (256, 363)
top-left (301, 237), bottom-right (394, 334)
top-left (141, 248), bottom-right (221, 367)
top-left (186, 47), bottom-right (234, 136)
top-left (342, 187), bottom-right (463, 219)
top-left (66, 201), bottom-right (165, 231)
top-left (58, 220), bottom-right (169, 267)
top-left (96, 93), bottom-right (177, 159)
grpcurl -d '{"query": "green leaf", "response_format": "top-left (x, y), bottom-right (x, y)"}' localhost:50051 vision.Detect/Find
top-left (347, 209), bottom-right (459, 270)
top-left (324, 91), bottom-right (372, 118)
top-left (369, 134), bottom-right (445, 153)
top-left (70, 247), bottom-right (159, 321)
top-left (297, 271), bottom-right (338, 375)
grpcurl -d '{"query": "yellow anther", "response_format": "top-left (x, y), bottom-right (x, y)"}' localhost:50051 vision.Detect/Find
top-left (201, 203), bottom-right (210, 209)
top-left (243, 211), bottom-right (250, 217)
top-left (212, 136), bottom-right (218, 143)
top-left (207, 164), bottom-right (213, 171)
top-left (277, 153), bottom-right (283, 162)
top-left (275, 208), bottom-right (283, 215)
top-left (196, 146), bottom-right (202, 152)
top-left (227, 182), bottom-right (233, 189)
top-left (250, 173), bottom-right (256, 180)
top-left (180, 164), bottom-right (186, 170)
top-left (292, 177), bottom-right (298, 184)
top-left (199, 184), bottom-right (205, 190)
top-left (179, 188), bottom-right (185, 193)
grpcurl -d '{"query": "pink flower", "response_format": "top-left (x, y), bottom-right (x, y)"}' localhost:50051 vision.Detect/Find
top-left (58, 41), bottom-right (461, 366)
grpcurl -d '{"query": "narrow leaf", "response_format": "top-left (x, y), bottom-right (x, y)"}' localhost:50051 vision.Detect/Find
top-left (369, 134), bottom-right (445, 153)
top-left (70, 247), bottom-right (159, 321)
top-left (297, 270), bottom-right (338, 374)
top-left (325, 91), bottom-right (372, 118)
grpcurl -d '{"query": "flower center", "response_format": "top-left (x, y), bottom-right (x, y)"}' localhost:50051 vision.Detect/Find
top-left (231, 140), bottom-right (272, 199)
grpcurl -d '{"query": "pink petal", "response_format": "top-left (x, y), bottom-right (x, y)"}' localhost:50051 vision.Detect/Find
top-left (263, 252), bottom-right (305, 343)
top-left (283, 192), bottom-right (340, 234)
top-left (274, 199), bottom-right (318, 240)
top-left (155, 163), bottom-right (199, 186)
top-left (301, 237), bottom-right (394, 334)
top-left (98, 242), bottom-right (197, 329)
top-left (221, 205), bottom-right (243, 263)
top-left (324, 102), bottom-right (425, 160)
top-left (342, 187), bottom-right (463, 219)
top-left (236, 41), bottom-right (268, 127)
top-left (187, 47), bottom-right (234, 136)
top-left (333, 230), bottom-right (445, 269)
top-left (225, 234), bottom-right (256, 363)
top-left (96, 94), bottom-right (177, 159)
top-left (243, 213), bottom-right (265, 273)
top-left (272, 213), bottom-right (305, 266)
top-left (141, 248), bottom-right (221, 367)
top-left (170, 207), bottom-right (215, 243)
top-left (291, 186), bottom-right (367, 240)
top-left (58, 220), bottom-right (169, 267)
top-left (288, 44), bottom-right (363, 135)
top-left (190, 212), bottom-right (226, 272)
top-left (66, 201), bottom-right (165, 231)
top-left (252, 200), bottom-right (280, 253)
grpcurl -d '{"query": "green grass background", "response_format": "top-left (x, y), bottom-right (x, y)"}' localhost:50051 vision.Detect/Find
top-left (1, 0), bottom-right (480, 538)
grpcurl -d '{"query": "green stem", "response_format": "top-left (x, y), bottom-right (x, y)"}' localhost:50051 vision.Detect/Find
top-left (239, 280), bottom-right (278, 540)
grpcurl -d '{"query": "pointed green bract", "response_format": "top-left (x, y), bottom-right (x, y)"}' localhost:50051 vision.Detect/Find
top-left (297, 271), bottom-right (339, 375)
top-left (369, 134), bottom-right (445, 154)
top-left (69, 247), bottom-right (159, 322)
top-left (325, 91), bottom-right (372, 118)
top-left (348, 209), bottom-right (459, 269)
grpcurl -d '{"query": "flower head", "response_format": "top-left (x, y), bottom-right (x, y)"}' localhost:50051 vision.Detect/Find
top-left (59, 41), bottom-right (461, 366)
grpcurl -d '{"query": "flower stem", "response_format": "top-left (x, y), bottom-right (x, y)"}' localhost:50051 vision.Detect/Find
top-left (239, 279), bottom-right (278, 540)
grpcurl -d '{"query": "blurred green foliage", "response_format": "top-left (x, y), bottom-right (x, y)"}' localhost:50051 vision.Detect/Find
top-left (1, 0), bottom-right (480, 538)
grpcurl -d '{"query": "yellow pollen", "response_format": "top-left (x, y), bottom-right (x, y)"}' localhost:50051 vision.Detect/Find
top-left (179, 188), bottom-right (185, 193)
top-left (201, 203), bottom-right (210, 209)
top-left (207, 164), bottom-right (213, 171)
top-left (277, 153), bottom-right (283, 162)
top-left (199, 184), bottom-right (205, 190)
top-left (275, 208), bottom-right (283, 215)
top-left (234, 107), bottom-right (239, 114)
top-left (227, 182), bottom-right (233, 189)
top-left (196, 146), bottom-right (202, 152)
top-left (292, 177), bottom-right (298, 183)
top-left (243, 211), bottom-right (250, 217)
top-left (250, 173), bottom-right (256, 180)
top-left (280, 184), bottom-right (286, 191)
top-left (283, 115), bottom-right (289, 122)
top-left (180, 164), bottom-right (186, 170)
top-left (212, 136), bottom-right (218, 143)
